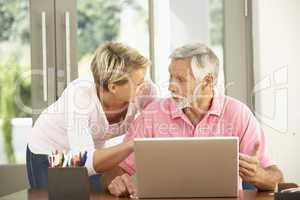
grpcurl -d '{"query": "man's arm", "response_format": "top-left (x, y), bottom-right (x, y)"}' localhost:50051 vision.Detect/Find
top-left (240, 162), bottom-right (283, 190)
top-left (239, 143), bottom-right (284, 190)
top-left (253, 165), bottom-right (283, 191)
top-left (238, 103), bottom-right (284, 191)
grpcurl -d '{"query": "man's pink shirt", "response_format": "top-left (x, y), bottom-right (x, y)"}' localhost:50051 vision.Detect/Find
top-left (119, 94), bottom-right (274, 175)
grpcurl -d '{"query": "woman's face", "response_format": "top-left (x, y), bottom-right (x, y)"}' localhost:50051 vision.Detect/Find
top-left (112, 68), bottom-right (147, 103)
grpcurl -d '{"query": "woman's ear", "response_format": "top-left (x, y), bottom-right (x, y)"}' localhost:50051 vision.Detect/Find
top-left (107, 82), bottom-right (117, 94)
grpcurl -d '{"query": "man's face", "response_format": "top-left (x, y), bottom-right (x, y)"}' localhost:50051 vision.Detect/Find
top-left (168, 58), bottom-right (215, 108)
top-left (168, 58), bottom-right (197, 101)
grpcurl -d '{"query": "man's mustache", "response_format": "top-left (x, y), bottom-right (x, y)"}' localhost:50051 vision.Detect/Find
top-left (171, 93), bottom-right (186, 99)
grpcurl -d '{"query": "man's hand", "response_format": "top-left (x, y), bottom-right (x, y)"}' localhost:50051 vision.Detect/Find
top-left (108, 173), bottom-right (137, 197)
top-left (239, 142), bottom-right (263, 184)
top-left (239, 142), bottom-right (284, 190)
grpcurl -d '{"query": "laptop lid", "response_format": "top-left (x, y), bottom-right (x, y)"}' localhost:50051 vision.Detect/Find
top-left (134, 137), bottom-right (239, 198)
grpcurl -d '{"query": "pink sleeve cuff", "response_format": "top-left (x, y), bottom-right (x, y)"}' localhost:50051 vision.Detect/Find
top-left (260, 157), bottom-right (275, 168)
top-left (119, 161), bottom-right (135, 176)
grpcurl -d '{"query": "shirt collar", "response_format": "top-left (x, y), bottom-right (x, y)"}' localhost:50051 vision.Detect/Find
top-left (207, 93), bottom-right (224, 116)
top-left (170, 99), bottom-right (183, 119)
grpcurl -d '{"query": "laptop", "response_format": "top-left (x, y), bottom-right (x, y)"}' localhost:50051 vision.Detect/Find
top-left (134, 137), bottom-right (239, 198)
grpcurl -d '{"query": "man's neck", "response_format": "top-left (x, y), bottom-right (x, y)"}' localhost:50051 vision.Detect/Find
top-left (183, 94), bottom-right (213, 127)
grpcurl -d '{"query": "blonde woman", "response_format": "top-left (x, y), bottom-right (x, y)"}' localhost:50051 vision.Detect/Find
top-left (26, 42), bottom-right (156, 190)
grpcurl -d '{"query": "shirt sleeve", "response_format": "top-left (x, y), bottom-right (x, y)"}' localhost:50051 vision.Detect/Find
top-left (65, 82), bottom-right (97, 175)
top-left (85, 149), bottom-right (97, 175)
top-left (119, 114), bottom-right (151, 175)
top-left (239, 105), bottom-right (274, 168)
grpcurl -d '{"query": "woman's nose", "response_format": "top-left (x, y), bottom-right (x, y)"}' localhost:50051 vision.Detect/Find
top-left (168, 81), bottom-right (177, 93)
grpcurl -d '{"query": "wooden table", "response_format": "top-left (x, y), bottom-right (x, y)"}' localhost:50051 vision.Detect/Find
top-left (0, 190), bottom-right (274, 200)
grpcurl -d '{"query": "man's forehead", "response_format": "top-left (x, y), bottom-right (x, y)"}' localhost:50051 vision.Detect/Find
top-left (171, 57), bottom-right (191, 65)
top-left (169, 58), bottom-right (192, 73)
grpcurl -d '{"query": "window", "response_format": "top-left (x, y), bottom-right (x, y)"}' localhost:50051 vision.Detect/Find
top-left (0, 0), bottom-right (249, 165)
top-left (152, 0), bottom-right (225, 97)
top-left (77, 0), bottom-right (150, 78)
top-left (0, 0), bottom-right (31, 164)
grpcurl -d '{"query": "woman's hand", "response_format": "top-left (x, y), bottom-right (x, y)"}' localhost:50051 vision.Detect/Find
top-left (135, 81), bottom-right (158, 110)
top-left (127, 140), bottom-right (134, 152)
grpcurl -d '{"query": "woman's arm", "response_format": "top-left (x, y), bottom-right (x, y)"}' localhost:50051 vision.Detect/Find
top-left (93, 141), bottom-right (134, 173)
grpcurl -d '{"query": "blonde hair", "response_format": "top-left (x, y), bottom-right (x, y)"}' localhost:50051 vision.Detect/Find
top-left (91, 42), bottom-right (150, 90)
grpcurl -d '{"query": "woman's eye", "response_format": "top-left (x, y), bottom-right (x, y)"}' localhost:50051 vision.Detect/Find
top-left (177, 77), bottom-right (185, 82)
top-left (137, 82), bottom-right (144, 86)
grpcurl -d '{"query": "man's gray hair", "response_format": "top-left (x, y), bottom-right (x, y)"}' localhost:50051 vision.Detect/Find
top-left (170, 43), bottom-right (219, 83)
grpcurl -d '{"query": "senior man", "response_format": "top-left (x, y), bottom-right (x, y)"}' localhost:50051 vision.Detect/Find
top-left (102, 43), bottom-right (283, 197)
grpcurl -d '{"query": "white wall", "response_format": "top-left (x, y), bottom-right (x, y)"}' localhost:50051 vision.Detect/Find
top-left (169, 0), bottom-right (209, 50)
top-left (252, 0), bottom-right (300, 183)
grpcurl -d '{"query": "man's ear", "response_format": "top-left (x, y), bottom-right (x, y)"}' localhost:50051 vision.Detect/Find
top-left (203, 73), bottom-right (214, 87)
